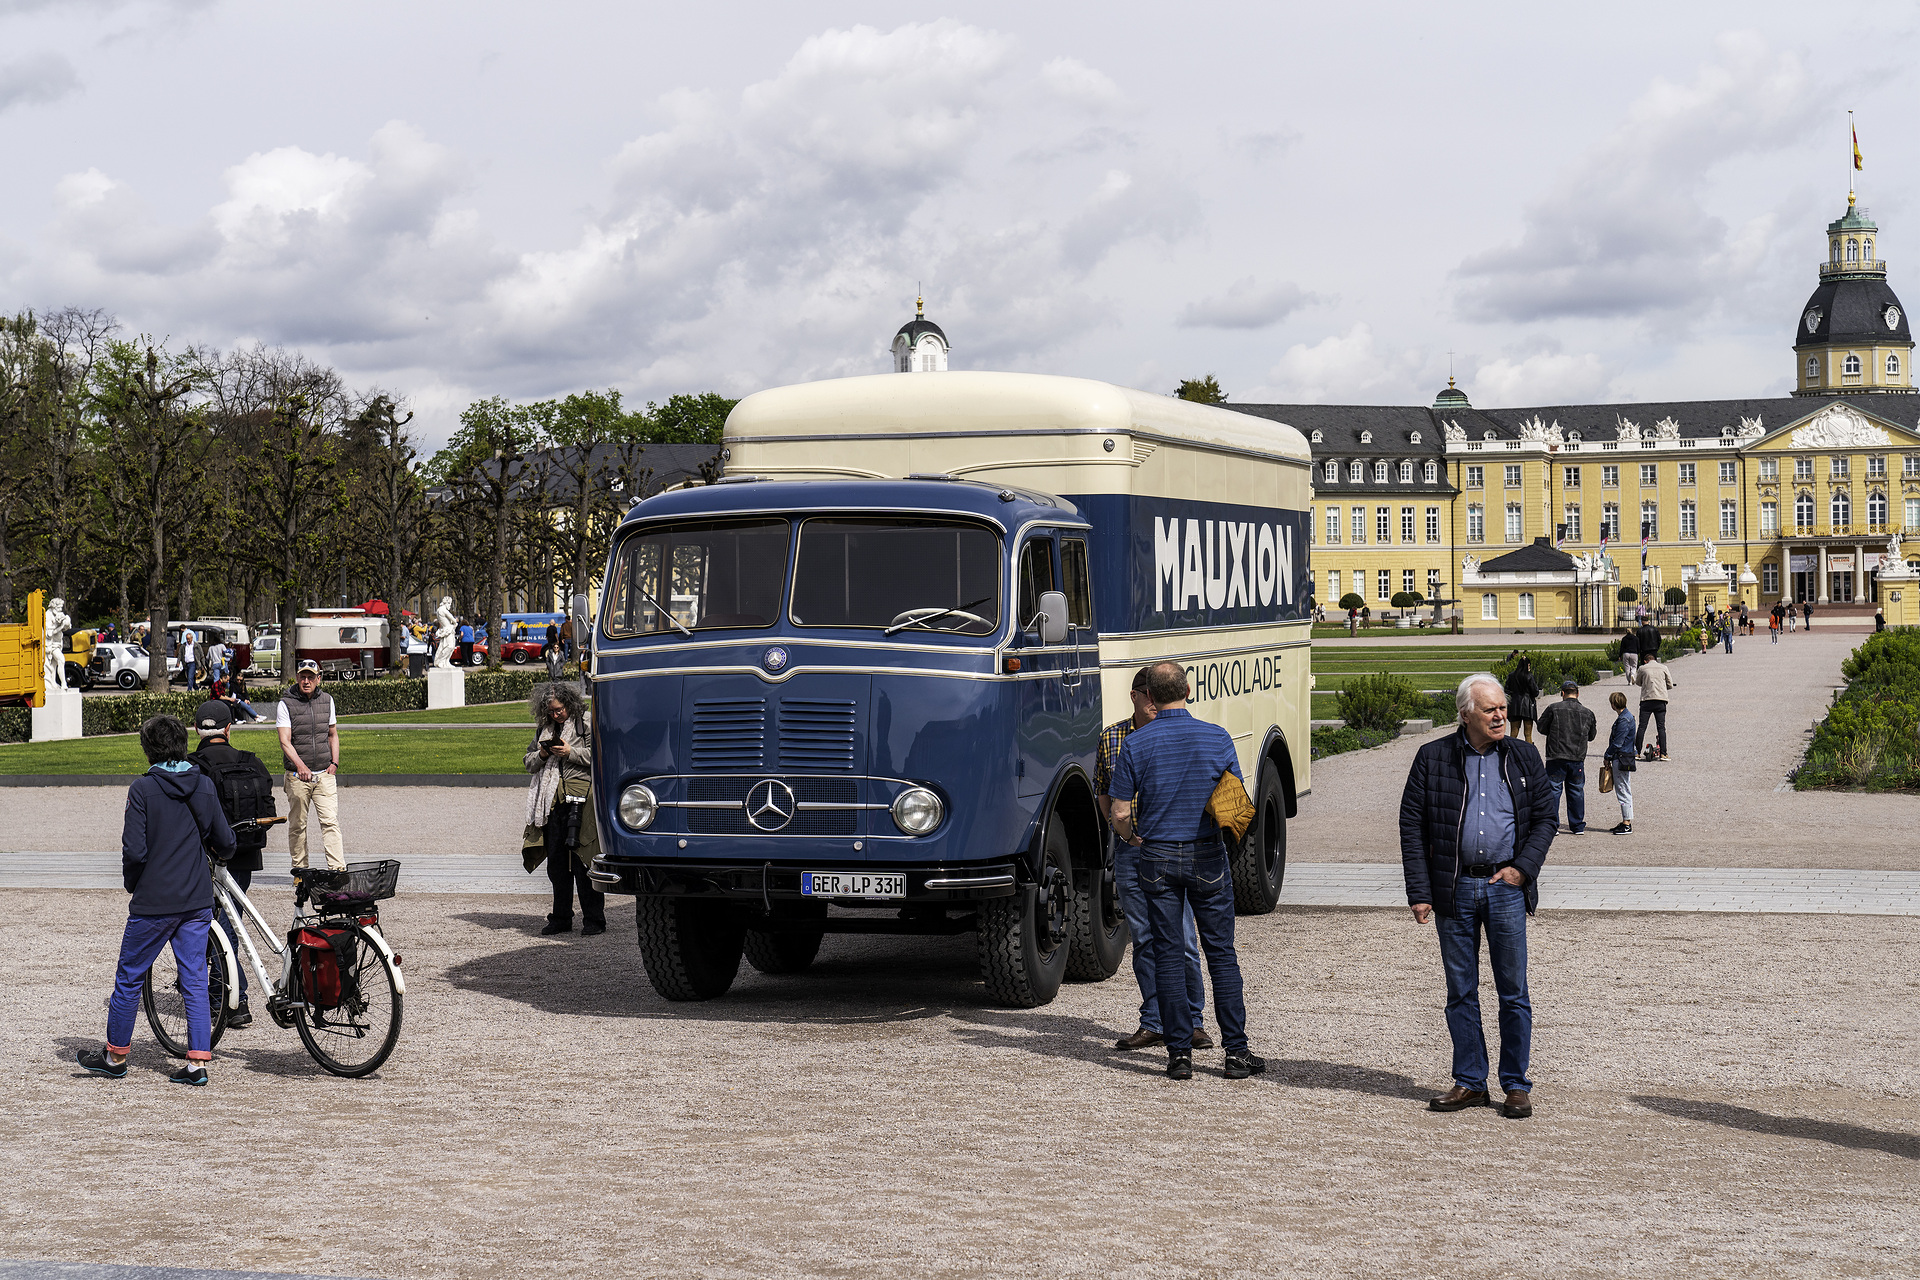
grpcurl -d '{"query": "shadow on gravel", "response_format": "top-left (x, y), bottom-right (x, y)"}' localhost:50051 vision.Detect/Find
top-left (1267, 1059), bottom-right (1434, 1099)
top-left (946, 1010), bottom-right (1167, 1078)
top-left (1632, 1095), bottom-right (1920, 1160)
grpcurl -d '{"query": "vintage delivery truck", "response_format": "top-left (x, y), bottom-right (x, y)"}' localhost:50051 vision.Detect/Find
top-left (587, 372), bottom-right (1313, 1007)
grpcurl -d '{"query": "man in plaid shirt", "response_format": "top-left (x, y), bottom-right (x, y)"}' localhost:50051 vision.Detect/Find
top-left (1097, 665), bottom-right (1210, 1052)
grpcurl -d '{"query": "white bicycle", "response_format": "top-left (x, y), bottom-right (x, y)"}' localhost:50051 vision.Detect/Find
top-left (143, 820), bottom-right (407, 1078)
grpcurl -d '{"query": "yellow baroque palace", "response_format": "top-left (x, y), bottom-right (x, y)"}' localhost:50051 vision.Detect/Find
top-left (1232, 194), bottom-right (1920, 631)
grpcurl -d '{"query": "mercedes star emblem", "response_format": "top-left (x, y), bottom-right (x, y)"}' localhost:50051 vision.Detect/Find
top-left (745, 779), bottom-right (797, 831)
top-left (764, 645), bottom-right (789, 672)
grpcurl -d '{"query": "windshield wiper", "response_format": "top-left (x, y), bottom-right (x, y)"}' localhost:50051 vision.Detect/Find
top-left (639, 586), bottom-right (693, 636)
top-left (884, 596), bottom-right (994, 637)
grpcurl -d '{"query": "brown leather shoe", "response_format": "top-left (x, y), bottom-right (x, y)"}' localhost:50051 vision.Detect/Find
top-left (1113, 1027), bottom-right (1163, 1051)
top-left (1428, 1086), bottom-right (1490, 1112)
top-left (1190, 1028), bottom-right (1215, 1050)
top-left (1501, 1089), bottom-right (1533, 1119)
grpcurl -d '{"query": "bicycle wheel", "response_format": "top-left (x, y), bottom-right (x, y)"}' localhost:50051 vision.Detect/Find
top-left (293, 919), bottom-right (402, 1078)
top-left (142, 932), bottom-right (231, 1057)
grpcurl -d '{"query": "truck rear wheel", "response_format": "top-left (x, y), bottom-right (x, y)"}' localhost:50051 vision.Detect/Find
top-left (1230, 760), bottom-right (1287, 914)
top-left (743, 902), bottom-right (827, 974)
top-left (1065, 834), bottom-right (1127, 981)
top-left (977, 816), bottom-right (1071, 1007)
top-left (634, 898), bottom-right (746, 1000)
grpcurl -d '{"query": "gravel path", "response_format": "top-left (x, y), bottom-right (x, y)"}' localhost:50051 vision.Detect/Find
top-left (1294, 630), bottom-right (1919, 869)
top-left (5, 888), bottom-right (1914, 1279)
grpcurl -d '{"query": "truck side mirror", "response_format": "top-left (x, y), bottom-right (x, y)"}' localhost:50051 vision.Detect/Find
top-left (1037, 590), bottom-right (1069, 645)
top-left (571, 593), bottom-right (591, 630)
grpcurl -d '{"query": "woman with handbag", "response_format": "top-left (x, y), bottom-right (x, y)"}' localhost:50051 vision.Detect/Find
top-left (522, 682), bottom-right (604, 935)
top-left (1603, 690), bottom-right (1636, 835)
top-left (1503, 655), bottom-right (1540, 744)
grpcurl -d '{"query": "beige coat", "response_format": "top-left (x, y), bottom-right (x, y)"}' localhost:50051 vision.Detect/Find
top-left (1635, 660), bottom-right (1678, 702)
top-left (521, 715), bottom-right (598, 870)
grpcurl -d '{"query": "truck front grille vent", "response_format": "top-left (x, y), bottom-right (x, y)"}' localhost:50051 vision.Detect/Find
top-left (690, 699), bottom-right (765, 770)
top-left (778, 699), bottom-right (857, 770)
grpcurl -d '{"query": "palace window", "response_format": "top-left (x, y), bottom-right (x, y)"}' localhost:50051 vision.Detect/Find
top-left (1426, 506), bottom-right (1441, 542)
top-left (1350, 461), bottom-right (1364, 482)
top-left (1351, 507), bottom-right (1367, 544)
top-left (1602, 503), bottom-right (1620, 541)
top-left (1761, 502), bottom-right (1777, 535)
top-left (1602, 464), bottom-right (1619, 487)
top-left (1403, 570), bottom-right (1416, 596)
top-left (1869, 454), bottom-right (1886, 477)
top-left (1763, 562), bottom-right (1779, 594)
top-left (1794, 457), bottom-right (1814, 480)
top-left (1844, 353), bottom-right (1861, 375)
top-left (1866, 238), bottom-right (1875, 258)
top-left (1890, 353), bottom-right (1902, 378)
top-left (1377, 570), bottom-right (1391, 600)
top-left (1795, 492), bottom-right (1815, 529)
top-left (1832, 490), bottom-right (1851, 527)
top-left (1324, 506), bottom-right (1341, 544)
top-left (1759, 458), bottom-right (1778, 480)
top-left (1324, 460), bottom-right (1338, 483)
top-left (1869, 491), bottom-right (1888, 529)
top-left (1640, 502), bottom-right (1658, 541)
top-left (1907, 455), bottom-right (1920, 478)
top-left (1482, 593), bottom-right (1499, 620)
top-left (1428, 569), bottom-right (1441, 597)
top-left (1679, 500), bottom-right (1697, 539)
top-left (1720, 499), bottom-right (1737, 537)
top-left (1518, 592), bottom-right (1535, 621)
top-left (1831, 456), bottom-right (1849, 478)
top-left (1424, 460), bottom-right (1438, 483)
top-left (1310, 430), bottom-right (1323, 443)
top-left (1505, 502), bottom-right (1523, 543)
top-left (1847, 238), bottom-right (1859, 262)
top-left (1504, 464), bottom-right (1522, 488)
top-left (1467, 504), bottom-right (1485, 542)
top-left (1399, 460), bottom-right (1413, 483)
top-left (1374, 461), bottom-right (1389, 484)
top-left (1466, 464), bottom-right (1484, 488)
top-left (1327, 570), bottom-right (1340, 602)
top-left (1563, 504), bottom-right (1581, 542)
top-left (1563, 465), bottom-right (1580, 488)
top-left (1640, 463), bottom-right (1658, 485)
top-left (1907, 498), bottom-right (1920, 529)
top-left (1376, 506), bottom-right (1391, 542)
top-left (1830, 239), bottom-right (1841, 263)
top-left (1719, 461), bottom-right (1736, 484)
top-left (1678, 462), bottom-right (1696, 486)
top-left (1806, 356), bottom-right (1819, 383)
top-left (1400, 507), bottom-right (1415, 542)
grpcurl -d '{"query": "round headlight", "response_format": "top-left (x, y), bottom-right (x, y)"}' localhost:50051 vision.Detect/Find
top-left (617, 783), bottom-right (658, 831)
top-left (891, 786), bottom-right (943, 835)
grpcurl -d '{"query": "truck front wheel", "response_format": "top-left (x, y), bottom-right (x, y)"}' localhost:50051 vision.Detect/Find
top-left (1230, 760), bottom-right (1287, 914)
top-left (743, 902), bottom-right (827, 974)
top-left (977, 817), bottom-right (1071, 1007)
top-left (635, 898), bottom-right (746, 1000)
top-left (1065, 834), bottom-right (1127, 982)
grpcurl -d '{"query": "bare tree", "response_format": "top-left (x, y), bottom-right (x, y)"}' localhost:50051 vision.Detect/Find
top-left (340, 394), bottom-right (423, 669)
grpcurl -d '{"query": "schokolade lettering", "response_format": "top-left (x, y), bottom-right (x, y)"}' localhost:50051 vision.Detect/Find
top-left (1182, 653), bottom-right (1286, 703)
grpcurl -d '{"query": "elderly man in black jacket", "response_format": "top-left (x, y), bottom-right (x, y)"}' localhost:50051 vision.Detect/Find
top-left (1399, 673), bottom-right (1556, 1120)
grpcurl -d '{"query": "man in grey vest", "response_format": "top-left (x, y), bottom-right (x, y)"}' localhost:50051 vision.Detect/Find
top-left (276, 659), bottom-right (345, 871)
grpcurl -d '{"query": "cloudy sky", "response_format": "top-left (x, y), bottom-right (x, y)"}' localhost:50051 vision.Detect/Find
top-left (3, 1), bottom-right (1917, 445)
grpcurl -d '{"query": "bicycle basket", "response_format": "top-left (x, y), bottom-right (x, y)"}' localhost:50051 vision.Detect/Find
top-left (308, 860), bottom-right (400, 912)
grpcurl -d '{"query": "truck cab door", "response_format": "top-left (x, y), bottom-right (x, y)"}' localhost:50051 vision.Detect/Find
top-left (1059, 534), bottom-right (1101, 763)
top-left (1014, 533), bottom-right (1059, 797)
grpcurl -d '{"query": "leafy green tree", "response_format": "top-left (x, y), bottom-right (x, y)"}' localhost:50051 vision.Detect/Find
top-left (1617, 586), bottom-right (1638, 603)
top-left (1337, 592), bottom-right (1364, 611)
top-left (434, 396), bottom-right (548, 669)
top-left (1175, 375), bottom-right (1227, 404)
top-left (1664, 586), bottom-right (1687, 607)
top-left (644, 391), bottom-right (736, 444)
top-left (544, 389), bottom-right (653, 598)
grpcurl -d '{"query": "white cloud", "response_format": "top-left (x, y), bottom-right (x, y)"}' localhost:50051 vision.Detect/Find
top-left (0, 51), bottom-right (77, 113)
top-left (1177, 278), bottom-right (1323, 330)
top-left (1469, 348), bottom-right (1615, 406)
top-left (1452, 34), bottom-right (1815, 324)
top-left (1039, 56), bottom-right (1121, 110)
top-left (1258, 323), bottom-right (1433, 403)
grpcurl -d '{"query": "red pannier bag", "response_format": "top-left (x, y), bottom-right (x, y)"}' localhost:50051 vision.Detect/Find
top-left (291, 926), bottom-right (356, 1010)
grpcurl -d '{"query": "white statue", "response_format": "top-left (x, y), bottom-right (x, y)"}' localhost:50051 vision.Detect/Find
top-left (1615, 416), bottom-right (1642, 441)
top-left (1442, 420), bottom-right (1467, 443)
top-left (1652, 416), bottom-right (1681, 440)
top-left (1516, 415), bottom-right (1562, 444)
top-left (1888, 533), bottom-right (1904, 565)
top-left (1461, 554), bottom-right (1480, 577)
top-left (1699, 539), bottom-right (1721, 574)
top-left (43, 597), bottom-right (70, 690)
top-left (1792, 404), bottom-right (1892, 450)
top-left (433, 596), bottom-right (458, 666)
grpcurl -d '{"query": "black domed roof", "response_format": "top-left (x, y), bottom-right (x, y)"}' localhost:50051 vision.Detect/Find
top-left (1796, 277), bottom-right (1911, 347)
top-left (895, 316), bottom-right (947, 345)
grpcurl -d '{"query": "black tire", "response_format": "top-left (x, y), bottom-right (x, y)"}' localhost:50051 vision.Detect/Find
top-left (117, 669), bottom-right (138, 689)
top-left (635, 897), bottom-right (747, 1000)
top-left (142, 931), bottom-right (231, 1057)
top-left (510, 649), bottom-right (529, 664)
top-left (743, 903), bottom-right (827, 975)
top-left (1065, 828), bottom-right (1127, 982)
top-left (1230, 760), bottom-right (1287, 914)
top-left (293, 920), bottom-right (403, 1078)
top-left (977, 815), bottom-right (1072, 1008)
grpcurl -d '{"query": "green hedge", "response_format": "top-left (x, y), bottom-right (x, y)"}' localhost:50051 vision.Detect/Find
top-left (1333, 672), bottom-right (1429, 732)
top-left (1796, 628), bottom-right (1920, 791)
top-left (1490, 649), bottom-right (1604, 693)
top-left (0, 708), bottom-right (26, 744)
top-left (1310, 724), bottom-right (1398, 760)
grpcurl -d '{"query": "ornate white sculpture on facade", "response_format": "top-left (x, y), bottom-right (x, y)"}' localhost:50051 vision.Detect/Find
top-left (1791, 403), bottom-right (1893, 449)
top-left (1461, 554), bottom-right (1480, 578)
top-left (1890, 533), bottom-right (1905, 565)
top-left (1515, 415), bottom-right (1562, 444)
top-left (1737, 415), bottom-right (1765, 438)
top-left (43, 596), bottom-right (69, 689)
top-left (1442, 420), bottom-right (1466, 443)
top-left (433, 596), bottom-right (458, 666)
top-left (1652, 416), bottom-right (1681, 440)
top-left (1615, 417), bottom-right (1642, 441)
top-left (1699, 539), bottom-right (1722, 575)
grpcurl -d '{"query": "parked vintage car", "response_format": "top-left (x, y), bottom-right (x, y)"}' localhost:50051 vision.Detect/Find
top-left (248, 633), bottom-right (282, 674)
top-left (89, 642), bottom-right (181, 690)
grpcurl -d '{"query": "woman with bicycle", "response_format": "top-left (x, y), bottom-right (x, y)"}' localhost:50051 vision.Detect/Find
top-left (79, 715), bottom-right (236, 1086)
top-left (523, 682), bottom-right (604, 936)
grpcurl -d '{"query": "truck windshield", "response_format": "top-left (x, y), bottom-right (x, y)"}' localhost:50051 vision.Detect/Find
top-left (792, 518), bottom-right (1001, 635)
top-left (605, 519), bottom-right (790, 636)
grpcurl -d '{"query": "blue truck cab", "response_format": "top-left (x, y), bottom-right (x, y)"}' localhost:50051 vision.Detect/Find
top-left (589, 373), bottom-right (1313, 1007)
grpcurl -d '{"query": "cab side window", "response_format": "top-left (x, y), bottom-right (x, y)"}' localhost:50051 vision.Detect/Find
top-left (1017, 537), bottom-right (1055, 632)
top-left (1061, 538), bottom-right (1092, 628)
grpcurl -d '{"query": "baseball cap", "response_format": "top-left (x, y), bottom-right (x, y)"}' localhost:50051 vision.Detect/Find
top-left (295, 659), bottom-right (321, 674)
top-left (1560, 678), bottom-right (1580, 693)
top-left (194, 700), bottom-right (231, 734)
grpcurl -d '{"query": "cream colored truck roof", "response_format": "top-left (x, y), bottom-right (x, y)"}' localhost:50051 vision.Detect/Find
top-left (723, 372), bottom-right (1309, 465)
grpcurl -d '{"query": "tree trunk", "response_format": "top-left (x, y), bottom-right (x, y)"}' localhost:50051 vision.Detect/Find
top-left (146, 518), bottom-right (169, 694)
top-left (178, 558), bottom-right (195, 625)
top-left (486, 500), bottom-right (508, 670)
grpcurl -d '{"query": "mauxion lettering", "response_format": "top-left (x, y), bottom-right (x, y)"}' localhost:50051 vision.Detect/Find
top-left (1152, 517), bottom-right (1295, 612)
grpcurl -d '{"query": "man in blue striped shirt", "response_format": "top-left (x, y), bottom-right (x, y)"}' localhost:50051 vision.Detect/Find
top-left (1109, 661), bottom-right (1265, 1081)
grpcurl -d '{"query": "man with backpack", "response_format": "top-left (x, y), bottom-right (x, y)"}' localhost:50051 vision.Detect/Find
top-left (190, 699), bottom-right (278, 1028)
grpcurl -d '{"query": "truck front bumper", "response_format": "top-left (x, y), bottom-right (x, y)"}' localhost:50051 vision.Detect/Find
top-left (589, 856), bottom-right (1019, 905)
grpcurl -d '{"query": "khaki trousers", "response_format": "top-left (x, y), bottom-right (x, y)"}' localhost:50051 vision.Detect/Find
top-left (284, 772), bottom-right (346, 870)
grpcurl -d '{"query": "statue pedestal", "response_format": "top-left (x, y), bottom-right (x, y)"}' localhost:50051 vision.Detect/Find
top-left (33, 687), bottom-right (83, 742)
top-left (427, 665), bottom-right (466, 710)
top-left (1877, 567), bottom-right (1919, 627)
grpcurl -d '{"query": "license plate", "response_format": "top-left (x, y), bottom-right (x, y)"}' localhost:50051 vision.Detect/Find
top-left (801, 871), bottom-right (905, 899)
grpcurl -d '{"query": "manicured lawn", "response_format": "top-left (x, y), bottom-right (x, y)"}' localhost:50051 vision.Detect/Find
top-left (0, 728), bottom-right (530, 776)
top-left (334, 702), bottom-right (529, 725)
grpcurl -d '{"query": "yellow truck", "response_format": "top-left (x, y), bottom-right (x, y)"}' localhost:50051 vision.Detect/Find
top-left (0, 591), bottom-right (48, 710)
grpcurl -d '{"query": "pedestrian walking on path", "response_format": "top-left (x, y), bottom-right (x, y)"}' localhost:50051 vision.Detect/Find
top-left (1503, 655), bottom-right (1540, 745)
top-left (1634, 656), bottom-right (1676, 761)
top-left (77, 715), bottom-right (236, 1086)
top-left (181, 628), bottom-right (198, 693)
top-left (1098, 665), bottom-right (1211, 1053)
top-left (1770, 610), bottom-right (1781, 644)
top-left (523, 682), bottom-right (603, 936)
top-left (189, 700), bottom-right (275, 1027)
top-left (1803, 601), bottom-right (1814, 630)
top-left (277, 660), bottom-right (345, 873)
top-left (1722, 617), bottom-right (1735, 654)
top-left (1604, 691), bottom-right (1636, 835)
top-left (1620, 626), bottom-right (1640, 685)
top-left (1398, 674), bottom-right (1554, 1121)
top-left (1536, 680), bottom-right (1597, 835)
top-left (1107, 661), bottom-right (1264, 1082)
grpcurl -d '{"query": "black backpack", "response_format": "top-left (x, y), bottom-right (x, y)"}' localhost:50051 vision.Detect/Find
top-left (193, 746), bottom-right (277, 852)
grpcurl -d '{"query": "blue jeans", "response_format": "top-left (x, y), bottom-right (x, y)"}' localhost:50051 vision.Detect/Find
top-left (1437, 875), bottom-right (1532, 1093)
top-left (1114, 841), bottom-right (1205, 1035)
top-left (1137, 839), bottom-right (1247, 1055)
top-left (184, 657), bottom-right (197, 691)
top-left (1545, 758), bottom-right (1586, 832)
top-left (1722, 628), bottom-right (1734, 653)
top-left (106, 908), bottom-right (214, 1060)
